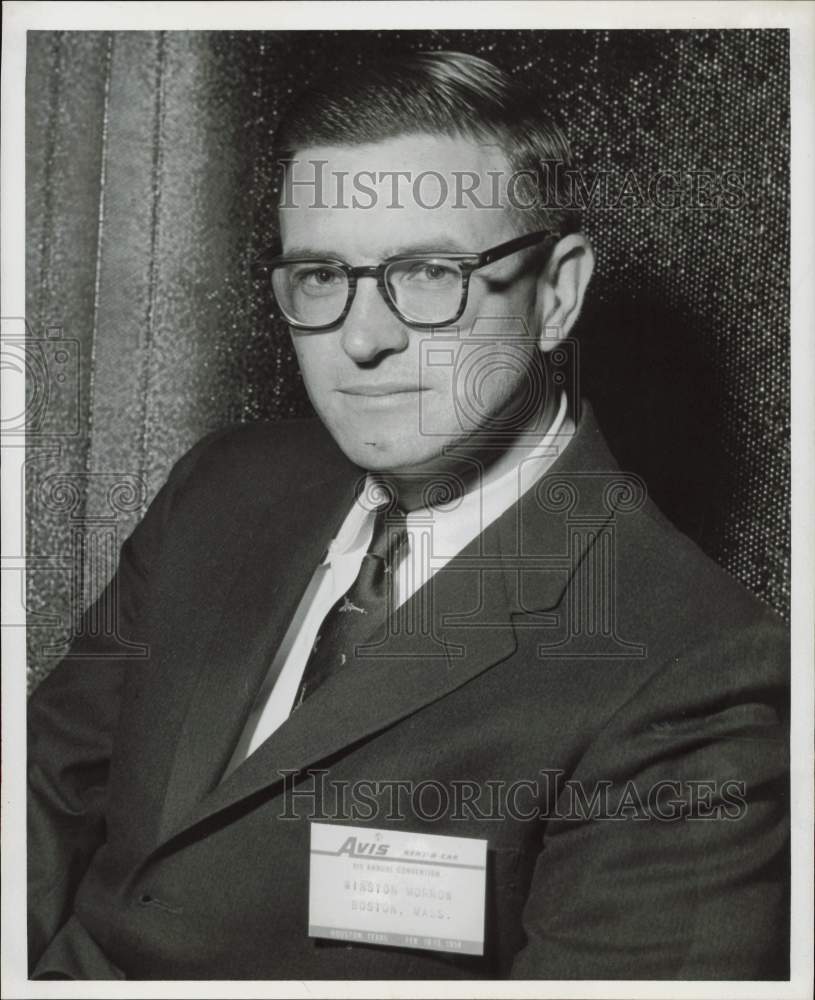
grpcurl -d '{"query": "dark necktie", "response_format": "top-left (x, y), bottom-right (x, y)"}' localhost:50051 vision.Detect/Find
top-left (292, 505), bottom-right (408, 710)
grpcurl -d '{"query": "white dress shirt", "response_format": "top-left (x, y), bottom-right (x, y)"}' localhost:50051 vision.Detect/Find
top-left (225, 393), bottom-right (574, 771)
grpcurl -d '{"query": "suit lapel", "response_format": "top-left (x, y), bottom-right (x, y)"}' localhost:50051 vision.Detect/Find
top-left (496, 408), bottom-right (649, 656)
top-left (154, 469), bottom-right (358, 842)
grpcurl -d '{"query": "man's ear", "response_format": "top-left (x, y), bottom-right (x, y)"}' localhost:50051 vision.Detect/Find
top-left (535, 233), bottom-right (594, 352)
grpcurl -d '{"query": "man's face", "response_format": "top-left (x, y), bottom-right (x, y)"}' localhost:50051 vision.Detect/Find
top-left (279, 133), bottom-right (547, 474)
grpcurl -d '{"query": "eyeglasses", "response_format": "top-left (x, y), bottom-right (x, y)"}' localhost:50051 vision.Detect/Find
top-left (253, 229), bottom-right (559, 330)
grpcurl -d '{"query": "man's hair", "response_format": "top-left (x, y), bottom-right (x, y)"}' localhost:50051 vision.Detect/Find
top-left (273, 50), bottom-right (580, 235)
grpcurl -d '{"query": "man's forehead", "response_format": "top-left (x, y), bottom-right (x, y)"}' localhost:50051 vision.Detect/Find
top-left (284, 132), bottom-right (512, 178)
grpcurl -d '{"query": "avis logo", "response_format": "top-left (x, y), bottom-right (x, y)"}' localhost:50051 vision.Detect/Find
top-left (337, 835), bottom-right (390, 857)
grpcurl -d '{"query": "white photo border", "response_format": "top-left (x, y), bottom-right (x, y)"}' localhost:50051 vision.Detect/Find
top-left (2, 3), bottom-right (812, 999)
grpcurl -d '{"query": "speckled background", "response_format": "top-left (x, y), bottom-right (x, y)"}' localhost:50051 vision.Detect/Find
top-left (25, 30), bottom-right (789, 688)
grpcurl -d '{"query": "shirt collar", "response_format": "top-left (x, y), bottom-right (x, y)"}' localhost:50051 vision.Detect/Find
top-left (328, 392), bottom-right (573, 563)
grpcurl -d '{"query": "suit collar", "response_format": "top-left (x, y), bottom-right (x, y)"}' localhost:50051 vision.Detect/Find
top-left (493, 400), bottom-right (629, 612)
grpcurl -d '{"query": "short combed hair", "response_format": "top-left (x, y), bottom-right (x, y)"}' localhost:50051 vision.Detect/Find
top-left (273, 50), bottom-right (581, 235)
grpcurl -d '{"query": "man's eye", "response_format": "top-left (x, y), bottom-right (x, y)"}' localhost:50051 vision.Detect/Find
top-left (301, 268), bottom-right (342, 286)
top-left (292, 267), bottom-right (345, 295)
top-left (403, 261), bottom-right (459, 285)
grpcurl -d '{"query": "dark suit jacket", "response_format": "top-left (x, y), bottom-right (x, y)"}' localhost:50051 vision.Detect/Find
top-left (27, 406), bottom-right (789, 980)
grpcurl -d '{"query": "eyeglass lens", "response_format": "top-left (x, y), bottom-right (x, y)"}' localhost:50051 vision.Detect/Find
top-left (271, 258), bottom-right (466, 327)
top-left (271, 263), bottom-right (348, 328)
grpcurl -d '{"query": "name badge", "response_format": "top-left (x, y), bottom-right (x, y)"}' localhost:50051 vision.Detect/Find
top-left (308, 822), bottom-right (487, 956)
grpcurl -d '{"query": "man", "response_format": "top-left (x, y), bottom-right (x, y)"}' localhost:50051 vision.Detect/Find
top-left (28, 51), bottom-right (788, 980)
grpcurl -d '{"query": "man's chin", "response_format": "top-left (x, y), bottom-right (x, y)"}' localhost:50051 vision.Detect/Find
top-left (329, 429), bottom-right (445, 475)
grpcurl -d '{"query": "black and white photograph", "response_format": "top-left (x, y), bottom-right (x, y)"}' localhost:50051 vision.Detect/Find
top-left (2, 2), bottom-right (813, 996)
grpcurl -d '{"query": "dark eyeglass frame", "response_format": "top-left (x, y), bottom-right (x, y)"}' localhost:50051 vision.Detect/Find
top-left (253, 229), bottom-right (559, 331)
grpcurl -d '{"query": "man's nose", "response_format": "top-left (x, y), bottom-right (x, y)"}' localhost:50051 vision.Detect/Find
top-left (340, 277), bottom-right (409, 364)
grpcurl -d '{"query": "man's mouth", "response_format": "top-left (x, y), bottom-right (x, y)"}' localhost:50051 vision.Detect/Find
top-left (338, 382), bottom-right (427, 397)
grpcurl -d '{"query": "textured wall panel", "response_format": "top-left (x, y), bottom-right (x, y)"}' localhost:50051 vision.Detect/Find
top-left (25, 30), bottom-right (790, 687)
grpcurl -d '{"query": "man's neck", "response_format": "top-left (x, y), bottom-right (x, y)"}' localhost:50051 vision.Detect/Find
top-left (375, 392), bottom-right (566, 512)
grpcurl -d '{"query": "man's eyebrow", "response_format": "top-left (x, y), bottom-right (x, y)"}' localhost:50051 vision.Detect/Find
top-left (280, 239), bottom-right (474, 260)
top-left (280, 244), bottom-right (337, 258)
top-left (384, 239), bottom-right (472, 256)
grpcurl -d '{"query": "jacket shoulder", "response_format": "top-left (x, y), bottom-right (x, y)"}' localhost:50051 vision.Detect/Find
top-left (166, 417), bottom-right (356, 500)
top-left (565, 404), bottom-right (785, 636)
top-left (616, 488), bottom-right (785, 647)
